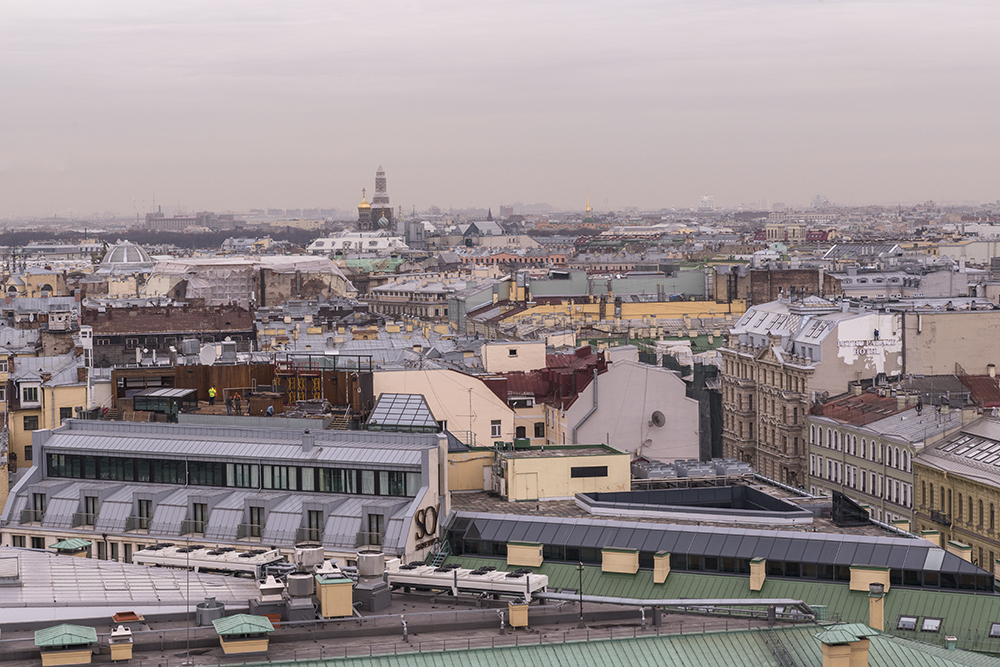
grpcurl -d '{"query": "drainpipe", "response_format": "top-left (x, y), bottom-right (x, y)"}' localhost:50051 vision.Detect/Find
top-left (571, 369), bottom-right (599, 445)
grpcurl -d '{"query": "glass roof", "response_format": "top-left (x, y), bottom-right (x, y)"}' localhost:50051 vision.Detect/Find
top-left (367, 393), bottom-right (438, 432)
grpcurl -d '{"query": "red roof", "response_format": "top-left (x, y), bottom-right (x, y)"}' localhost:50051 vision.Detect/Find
top-left (485, 345), bottom-right (607, 409)
top-left (810, 391), bottom-right (907, 426)
top-left (960, 375), bottom-right (1000, 407)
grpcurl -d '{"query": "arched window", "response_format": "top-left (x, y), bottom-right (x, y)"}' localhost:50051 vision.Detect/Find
top-left (861, 439), bottom-right (867, 459)
top-left (810, 425), bottom-right (815, 445)
top-left (895, 447), bottom-right (900, 469)
top-left (902, 450), bottom-right (908, 471)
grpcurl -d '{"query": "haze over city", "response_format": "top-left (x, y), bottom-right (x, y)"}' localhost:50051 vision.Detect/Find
top-left (2, 0), bottom-right (998, 219)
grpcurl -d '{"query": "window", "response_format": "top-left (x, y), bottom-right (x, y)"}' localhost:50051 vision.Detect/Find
top-left (305, 510), bottom-right (324, 542)
top-left (96, 338), bottom-right (110, 346)
top-left (515, 426), bottom-right (526, 439)
top-left (124, 338), bottom-right (139, 349)
top-left (192, 503), bottom-right (208, 534)
top-left (921, 618), bottom-right (942, 633)
top-left (508, 348), bottom-right (518, 357)
top-left (534, 422), bottom-right (545, 438)
top-left (12, 535), bottom-right (25, 548)
top-left (59, 407), bottom-right (72, 422)
top-left (31, 537), bottom-right (45, 550)
top-left (897, 616), bottom-right (917, 631)
top-left (490, 420), bottom-right (502, 438)
top-left (571, 466), bottom-right (608, 478)
top-left (23, 415), bottom-right (39, 431)
top-left (990, 623), bottom-right (1000, 639)
top-left (22, 386), bottom-right (39, 403)
top-left (137, 499), bottom-right (152, 530)
top-left (24, 445), bottom-right (33, 461)
top-left (249, 506), bottom-right (264, 538)
top-left (0, 388), bottom-right (5, 402)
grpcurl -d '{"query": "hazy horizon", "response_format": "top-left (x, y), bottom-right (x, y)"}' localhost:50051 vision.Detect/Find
top-left (2, 1), bottom-right (998, 219)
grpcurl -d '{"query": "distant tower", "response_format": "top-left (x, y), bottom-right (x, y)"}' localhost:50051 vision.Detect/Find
top-left (583, 190), bottom-right (595, 225)
top-left (371, 165), bottom-right (394, 232)
top-left (357, 188), bottom-right (372, 231)
top-left (487, 208), bottom-right (493, 221)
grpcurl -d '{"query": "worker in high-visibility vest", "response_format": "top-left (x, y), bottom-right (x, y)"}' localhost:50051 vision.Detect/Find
top-left (208, 385), bottom-right (217, 406)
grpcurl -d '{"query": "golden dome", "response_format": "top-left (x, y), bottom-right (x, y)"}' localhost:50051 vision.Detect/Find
top-left (358, 187), bottom-right (371, 209)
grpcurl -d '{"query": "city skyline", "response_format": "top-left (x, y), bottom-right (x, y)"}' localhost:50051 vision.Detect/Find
top-left (2, 1), bottom-right (998, 218)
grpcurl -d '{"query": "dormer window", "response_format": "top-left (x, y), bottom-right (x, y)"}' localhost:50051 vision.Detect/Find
top-left (21, 385), bottom-right (39, 404)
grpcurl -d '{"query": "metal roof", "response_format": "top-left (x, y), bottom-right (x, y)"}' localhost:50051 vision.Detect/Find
top-left (449, 512), bottom-right (988, 578)
top-left (445, 557), bottom-right (1000, 655)
top-left (213, 614), bottom-right (274, 636)
top-left (34, 624), bottom-right (98, 648)
top-left (41, 420), bottom-right (437, 468)
top-left (218, 620), bottom-right (1000, 667)
top-left (1, 547), bottom-right (260, 622)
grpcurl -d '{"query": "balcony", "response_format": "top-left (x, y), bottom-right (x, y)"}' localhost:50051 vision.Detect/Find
top-left (237, 523), bottom-right (263, 540)
top-left (19, 509), bottom-right (43, 525)
top-left (180, 519), bottom-right (205, 535)
top-left (72, 512), bottom-right (96, 528)
top-left (125, 515), bottom-right (150, 532)
top-left (930, 509), bottom-right (952, 527)
top-left (356, 531), bottom-right (384, 548)
top-left (296, 527), bottom-right (323, 545)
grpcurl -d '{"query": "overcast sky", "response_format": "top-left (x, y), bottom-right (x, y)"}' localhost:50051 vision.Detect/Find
top-left (2, 0), bottom-right (998, 218)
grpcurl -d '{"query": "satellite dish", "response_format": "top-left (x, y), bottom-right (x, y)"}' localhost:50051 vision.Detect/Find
top-left (649, 411), bottom-right (666, 428)
top-left (199, 346), bottom-right (218, 366)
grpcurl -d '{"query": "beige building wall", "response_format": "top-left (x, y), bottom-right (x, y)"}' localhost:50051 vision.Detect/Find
top-left (570, 360), bottom-right (699, 460)
top-left (902, 310), bottom-right (1000, 376)
top-left (447, 448), bottom-right (494, 492)
top-left (482, 341), bottom-right (547, 373)
top-left (915, 460), bottom-right (1000, 570)
top-left (372, 369), bottom-right (514, 448)
top-left (504, 449), bottom-right (629, 501)
top-left (9, 384), bottom-right (88, 467)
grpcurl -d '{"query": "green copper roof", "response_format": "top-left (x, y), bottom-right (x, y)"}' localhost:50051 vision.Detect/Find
top-left (208, 623), bottom-right (1000, 667)
top-left (814, 623), bottom-right (880, 646)
top-left (213, 614), bottom-right (275, 636)
top-left (443, 557), bottom-right (1000, 653)
top-left (49, 538), bottom-right (91, 551)
top-left (35, 624), bottom-right (98, 648)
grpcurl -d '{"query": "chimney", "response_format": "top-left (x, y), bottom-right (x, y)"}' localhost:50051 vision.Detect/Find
top-left (302, 429), bottom-right (315, 453)
top-left (816, 627), bottom-right (874, 667)
top-left (851, 382), bottom-right (863, 397)
top-left (989, 363), bottom-right (996, 378)
top-left (896, 395), bottom-right (906, 411)
top-left (868, 582), bottom-right (885, 631)
top-left (945, 636), bottom-right (958, 650)
top-left (749, 557), bottom-right (766, 591)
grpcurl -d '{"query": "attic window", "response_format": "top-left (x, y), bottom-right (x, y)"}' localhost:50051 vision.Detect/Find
top-left (990, 623), bottom-right (1000, 638)
top-left (508, 349), bottom-right (518, 357)
top-left (921, 618), bottom-right (942, 633)
top-left (897, 616), bottom-right (917, 630)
